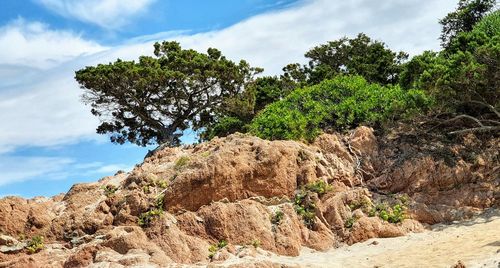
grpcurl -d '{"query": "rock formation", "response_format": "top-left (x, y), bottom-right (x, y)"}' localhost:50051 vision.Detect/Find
top-left (0, 127), bottom-right (498, 267)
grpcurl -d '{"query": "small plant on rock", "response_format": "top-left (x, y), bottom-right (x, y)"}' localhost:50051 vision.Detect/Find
top-left (26, 235), bottom-right (44, 254)
top-left (294, 191), bottom-right (316, 228)
top-left (138, 193), bottom-right (166, 227)
top-left (369, 202), bottom-right (406, 224)
top-left (208, 239), bottom-right (228, 259)
top-left (138, 209), bottom-right (163, 227)
top-left (101, 185), bottom-right (117, 196)
top-left (305, 180), bottom-right (333, 196)
top-left (270, 210), bottom-right (284, 225)
top-left (174, 156), bottom-right (190, 170)
top-left (348, 197), bottom-right (373, 212)
top-left (251, 239), bottom-right (261, 248)
top-left (387, 204), bottom-right (405, 223)
top-left (344, 217), bottom-right (356, 229)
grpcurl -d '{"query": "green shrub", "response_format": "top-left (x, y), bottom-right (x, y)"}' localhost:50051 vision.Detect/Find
top-left (138, 209), bottom-right (163, 227)
top-left (294, 191), bottom-right (316, 228)
top-left (202, 116), bottom-right (246, 140)
top-left (270, 210), bottom-right (284, 225)
top-left (251, 239), bottom-right (261, 248)
top-left (143, 179), bottom-right (168, 194)
top-left (26, 236), bottom-right (44, 254)
top-left (369, 202), bottom-right (406, 224)
top-left (305, 180), bottom-right (333, 196)
top-left (101, 185), bottom-right (117, 196)
top-left (208, 240), bottom-right (228, 259)
top-left (250, 75), bottom-right (431, 141)
top-left (348, 197), bottom-right (373, 212)
top-left (174, 156), bottom-right (190, 170)
top-left (344, 217), bottom-right (356, 229)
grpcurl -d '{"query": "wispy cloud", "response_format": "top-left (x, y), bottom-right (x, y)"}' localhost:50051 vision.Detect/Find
top-left (0, 156), bottom-right (73, 186)
top-left (0, 18), bottom-right (105, 69)
top-left (0, 156), bottom-right (132, 187)
top-left (35, 0), bottom-right (156, 29)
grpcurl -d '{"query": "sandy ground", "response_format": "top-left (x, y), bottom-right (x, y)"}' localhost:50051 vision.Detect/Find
top-left (218, 209), bottom-right (500, 268)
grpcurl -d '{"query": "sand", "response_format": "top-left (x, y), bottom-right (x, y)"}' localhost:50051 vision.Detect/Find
top-left (220, 209), bottom-right (500, 268)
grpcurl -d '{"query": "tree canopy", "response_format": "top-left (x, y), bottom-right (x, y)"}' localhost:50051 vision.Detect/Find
top-left (75, 41), bottom-right (261, 147)
top-left (75, 1), bottom-right (499, 147)
top-left (283, 33), bottom-right (408, 86)
top-left (439, 0), bottom-right (496, 48)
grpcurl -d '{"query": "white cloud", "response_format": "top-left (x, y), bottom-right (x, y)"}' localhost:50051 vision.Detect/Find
top-left (0, 18), bottom-right (105, 69)
top-left (36, 0), bottom-right (156, 29)
top-left (94, 164), bottom-right (133, 174)
top-left (171, 0), bottom-right (456, 74)
top-left (0, 0), bottom-right (457, 153)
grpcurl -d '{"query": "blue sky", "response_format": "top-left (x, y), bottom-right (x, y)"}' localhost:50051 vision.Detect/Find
top-left (0, 0), bottom-right (456, 198)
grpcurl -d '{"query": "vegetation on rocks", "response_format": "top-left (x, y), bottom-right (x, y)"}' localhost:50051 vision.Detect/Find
top-left (26, 236), bottom-right (44, 254)
top-left (0, 1), bottom-right (496, 267)
top-left (208, 240), bottom-right (228, 259)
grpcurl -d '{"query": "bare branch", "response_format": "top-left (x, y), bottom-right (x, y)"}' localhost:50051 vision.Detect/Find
top-left (463, 100), bottom-right (500, 118)
top-left (448, 126), bottom-right (500, 135)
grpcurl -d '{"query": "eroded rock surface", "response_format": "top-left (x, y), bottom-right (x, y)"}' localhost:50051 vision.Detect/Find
top-left (0, 128), bottom-right (497, 267)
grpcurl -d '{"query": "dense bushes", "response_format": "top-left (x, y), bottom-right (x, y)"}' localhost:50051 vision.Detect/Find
top-left (250, 76), bottom-right (431, 141)
top-left (401, 10), bottom-right (499, 108)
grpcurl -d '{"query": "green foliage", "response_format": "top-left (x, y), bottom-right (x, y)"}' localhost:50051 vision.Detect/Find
top-left (294, 183), bottom-right (329, 230)
top-left (250, 76), bottom-right (295, 111)
top-left (75, 41), bottom-right (261, 147)
top-left (369, 202), bottom-right (406, 224)
top-left (208, 240), bottom-right (228, 259)
top-left (154, 194), bottom-right (165, 210)
top-left (200, 76), bottom-right (295, 141)
top-left (439, 0), bottom-right (496, 48)
top-left (138, 193), bottom-right (165, 227)
top-left (26, 236), bottom-right (44, 254)
top-left (344, 217), bottom-right (356, 229)
top-left (250, 76), bottom-right (431, 141)
top-left (285, 33), bottom-right (408, 85)
top-left (138, 209), bottom-right (163, 227)
top-left (294, 191), bottom-right (317, 228)
top-left (142, 178), bottom-right (168, 194)
top-left (403, 10), bottom-right (499, 108)
top-left (101, 185), bottom-right (117, 197)
top-left (174, 156), bottom-right (190, 170)
top-left (201, 116), bottom-right (246, 141)
top-left (270, 210), bottom-right (284, 225)
top-left (305, 180), bottom-right (333, 196)
top-left (250, 239), bottom-right (261, 248)
top-left (348, 197), bottom-right (373, 212)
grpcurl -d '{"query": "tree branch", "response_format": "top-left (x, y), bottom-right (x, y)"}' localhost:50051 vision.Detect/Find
top-left (448, 126), bottom-right (500, 135)
top-left (463, 100), bottom-right (500, 118)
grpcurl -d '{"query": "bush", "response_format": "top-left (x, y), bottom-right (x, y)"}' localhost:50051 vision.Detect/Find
top-left (201, 116), bottom-right (246, 140)
top-left (402, 11), bottom-right (499, 108)
top-left (270, 210), bottom-right (284, 225)
top-left (305, 180), bottom-right (333, 196)
top-left (369, 202), bottom-right (406, 224)
top-left (250, 75), bottom-right (431, 141)
top-left (138, 209), bottom-right (163, 227)
top-left (208, 240), bottom-right (228, 259)
top-left (26, 236), bottom-right (44, 254)
top-left (294, 191), bottom-right (317, 228)
top-left (101, 185), bottom-right (117, 196)
top-left (174, 156), bottom-right (190, 170)
top-left (344, 217), bottom-right (356, 229)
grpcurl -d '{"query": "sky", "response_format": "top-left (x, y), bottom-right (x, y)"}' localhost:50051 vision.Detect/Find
top-left (0, 0), bottom-right (457, 198)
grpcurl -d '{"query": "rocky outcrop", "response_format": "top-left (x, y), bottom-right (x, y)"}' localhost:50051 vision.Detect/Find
top-left (0, 127), bottom-right (497, 267)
